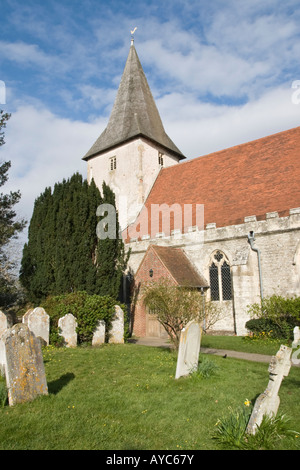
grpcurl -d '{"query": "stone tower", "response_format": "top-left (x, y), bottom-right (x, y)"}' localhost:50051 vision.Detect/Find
top-left (82, 39), bottom-right (185, 230)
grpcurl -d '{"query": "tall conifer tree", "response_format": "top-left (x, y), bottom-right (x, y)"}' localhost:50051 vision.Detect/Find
top-left (20, 174), bottom-right (128, 302)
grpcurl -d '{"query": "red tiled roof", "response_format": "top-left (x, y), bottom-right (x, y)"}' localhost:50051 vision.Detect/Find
top-left (149, 245), bottom-right (209, 287)
top-left (126, 126), bottom-right (300, 239)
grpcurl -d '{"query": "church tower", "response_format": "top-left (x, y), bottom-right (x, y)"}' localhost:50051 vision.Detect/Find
top-left (82, 38), bottom-right (185, 229)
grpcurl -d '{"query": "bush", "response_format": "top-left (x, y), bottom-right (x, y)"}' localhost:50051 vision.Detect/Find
top-left (142, 280), bottom-right (223, 350)
top-left (246, 295), bottom-right (300, 340)
top-left (41, 291), bottom-right (126, 345)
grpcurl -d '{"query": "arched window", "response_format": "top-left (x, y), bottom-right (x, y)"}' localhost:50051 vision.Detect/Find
top-left (209, 251), bottom-right (232, 301)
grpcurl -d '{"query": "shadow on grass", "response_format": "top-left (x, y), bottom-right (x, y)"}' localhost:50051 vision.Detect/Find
top-left (48, 373), bottom-right (75, 395)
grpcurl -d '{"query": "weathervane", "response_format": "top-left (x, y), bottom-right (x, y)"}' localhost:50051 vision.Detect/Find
top-left (131, 27), bottom-right (137, 45)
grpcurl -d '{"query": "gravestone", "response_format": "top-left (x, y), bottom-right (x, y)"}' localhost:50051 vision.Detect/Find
top-left (292, 326), bottom-right (300, 365)
top-left (22, 308), bottom-right (34, 325)
top-left (246, 344), bottom-right (292, 435)
top-left (2, 323), bottom-right (48, 406)
top-left (0, 338), bottom-right (6, 376)
top-left (58, 313), bottom-right (77, 347)
top-left (109, 306), bottom-right (124, 344)
top-left (0, 312), bottom-right (9, 375)
top-left (292, 326), bottom-right (300, 348)
top-left (0, 310), bottom-right (8, 338)
top-left (28, 307), bottom-right (50, 346)
top-left (92, 319), bottom-right (106, 346)
top-left (175, 320), bottom-right (202, 379)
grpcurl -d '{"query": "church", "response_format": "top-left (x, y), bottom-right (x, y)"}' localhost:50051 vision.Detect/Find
top-left (82, 38), bottom-right (300, 338)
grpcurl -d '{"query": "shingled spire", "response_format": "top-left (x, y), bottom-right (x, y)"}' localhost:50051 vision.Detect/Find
top-left (83, 42), bottom-right (185, 161)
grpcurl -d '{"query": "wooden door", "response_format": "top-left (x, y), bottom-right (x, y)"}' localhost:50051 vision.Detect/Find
top-left (146, 313), bottom-right (168, 338)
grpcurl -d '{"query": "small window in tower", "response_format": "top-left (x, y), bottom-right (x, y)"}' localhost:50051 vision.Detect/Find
top-left (110, 156), bottom-right (117, 171)
top-left (158, 152), bottom-right (164, 167)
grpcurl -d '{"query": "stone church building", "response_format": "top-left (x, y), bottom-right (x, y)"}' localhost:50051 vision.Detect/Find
top-left (83, 40), bottom-right (300, 338)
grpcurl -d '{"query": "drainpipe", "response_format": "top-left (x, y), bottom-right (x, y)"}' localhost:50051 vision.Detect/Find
top-left (247, 231), bottom-right (264, 302)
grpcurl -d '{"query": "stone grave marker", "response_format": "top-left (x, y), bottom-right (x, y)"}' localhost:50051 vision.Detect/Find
top-left (246, 344), bottom-right (292, 435)
top-left (58, 313), bottom-right (78, 347)
top-left (92, 319), bottom-right (106, 346)
top-left (22, 308), bottom-right (34, 325)
top-left (2, 323), bottom-right (48, 406)
top-left (292, 326), bottom-right (300, 348)
top-left (109, 306), bottom-right (124, 344)
top-left (28, 307), bottom-right (50, 346)
top-left (0, 338), bottom-right (6, 376)
top-left (0, 310), bottom-right (8, 338)
top-left (292, 326), bottom-right (300, 366)
top-left (175, 320), bottom-right (202, 379)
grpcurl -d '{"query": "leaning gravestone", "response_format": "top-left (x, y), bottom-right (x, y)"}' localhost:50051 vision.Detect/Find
top-left (27, 307), bottom-right (50, 346)
top-left (246, 344), bottom-right (292, 435)
top-left (108, 306), bottom-right (124, 344)
top-left (92, 319), bottom-right (106, 346)
top-left (175, 320), bottom-right (202, 379)
top-left (58, 313), bottom-right (77, 347)
top-left (2, 323), bottom-right (48, 406)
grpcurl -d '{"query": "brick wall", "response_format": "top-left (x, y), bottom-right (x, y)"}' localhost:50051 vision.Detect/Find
top-left (131, 246), bottom-right (175, 337)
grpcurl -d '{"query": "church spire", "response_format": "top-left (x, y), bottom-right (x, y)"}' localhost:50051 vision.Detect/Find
top-left (83, 41), bottom-right (185, 161)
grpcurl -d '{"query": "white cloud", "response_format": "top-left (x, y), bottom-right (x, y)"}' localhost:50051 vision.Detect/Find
top-left (158, 84), bottom-right (300, 158)
top-left (3, 105), bottom-right (106, 224)
top-left (0, 41), bottom-right (66, 72)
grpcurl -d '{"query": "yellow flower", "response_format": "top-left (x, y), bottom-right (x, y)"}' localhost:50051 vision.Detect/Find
top-left (244, 399), bottom-right (251, 407)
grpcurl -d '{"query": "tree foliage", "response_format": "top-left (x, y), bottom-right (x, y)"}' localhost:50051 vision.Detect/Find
top-left (0, 111), bottom-right (26, 308)
top-left (142, 280), bottom-right (221, 349)
top-left (20, 174), bottom-right (129, 303)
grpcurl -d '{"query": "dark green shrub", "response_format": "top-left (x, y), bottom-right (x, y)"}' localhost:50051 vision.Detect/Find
top-left (246, 295), bottom-right (300, 340)
top-left (41, 291), bottom-right (126, 345)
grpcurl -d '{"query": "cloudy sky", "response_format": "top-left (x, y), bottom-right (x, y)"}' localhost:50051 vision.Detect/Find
top-left (1, 0), bottom-right (300, 249)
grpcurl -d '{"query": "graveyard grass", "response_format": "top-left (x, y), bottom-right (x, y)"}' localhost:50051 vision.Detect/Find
top-left (0, 343), bottom-right (299, 450)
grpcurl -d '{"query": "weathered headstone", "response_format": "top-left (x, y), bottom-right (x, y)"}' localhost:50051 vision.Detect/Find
top-left (292, 326), bottom-right (300, 366)
top-left (109, 306), bottom-right (124, 344)
top-left (28, 307), bottom-right (50, 346)
top-left (0, 338), bottom-right (6, 376)
top-left (22, 308), bottom-right (34, 325)
top-left (58, 313), bottom-right (77, 347)
top-left (292, 326), bottom-right (300, 348)
top-left (0, 310), bottom-right (8, 338)
top-left (2, 323), bottom-right (48, 406)
top-left (175, 320), bottom-right (202, 379)
top-left (247, 344), bottom-right (292, 435)
top-left (92, 319), bottom-right (106, 346)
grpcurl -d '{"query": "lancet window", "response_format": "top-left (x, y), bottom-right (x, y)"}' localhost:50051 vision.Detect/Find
top-left (209, 251), bottom-right (232, 301)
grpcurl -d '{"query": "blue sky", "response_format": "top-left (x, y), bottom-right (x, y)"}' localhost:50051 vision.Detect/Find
top-left (1, 0), bottom-right (300, 246)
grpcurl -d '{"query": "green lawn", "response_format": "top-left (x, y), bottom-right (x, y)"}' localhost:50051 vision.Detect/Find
top-left (201, 333), bottom-right (286, 355)
top-left (0, 343), bottom-right (299, 450)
